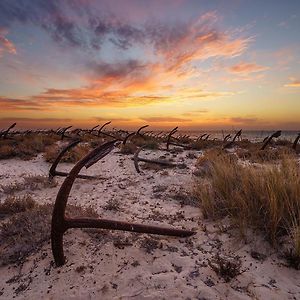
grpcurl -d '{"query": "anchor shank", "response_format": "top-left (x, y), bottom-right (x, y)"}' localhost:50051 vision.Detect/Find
top-left (66, 218), bottom-right (195, 237)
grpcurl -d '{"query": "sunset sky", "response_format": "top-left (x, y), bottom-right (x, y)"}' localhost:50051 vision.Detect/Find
top-left (0, 0), bottom-right (299, 130)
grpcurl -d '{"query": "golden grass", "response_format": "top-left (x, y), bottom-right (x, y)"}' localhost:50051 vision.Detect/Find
top-left (194, 150), bottom-right (300, 268)
top-left (0, 194), bottom-right (35, 216)
top-left (0, 134), bottom-right (58, 160)
top-left (44, 143), bottom-right (90, 163)
top-left (236, 146), bottom-right (296, 163)
top-left (119, 142), bottom-right (137, 155)
top-left (132, 136), bottom-right (159, 149)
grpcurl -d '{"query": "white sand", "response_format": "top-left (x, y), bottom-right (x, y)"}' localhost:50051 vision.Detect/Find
top-left (0, 148), bottom-right (299, 299)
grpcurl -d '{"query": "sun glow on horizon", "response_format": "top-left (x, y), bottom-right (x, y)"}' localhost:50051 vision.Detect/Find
top-left (0, 1), bottom-right (300, 130)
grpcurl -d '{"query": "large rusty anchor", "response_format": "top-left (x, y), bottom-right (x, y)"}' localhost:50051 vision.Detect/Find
top-left (51, 140), bottom-right (195, 266)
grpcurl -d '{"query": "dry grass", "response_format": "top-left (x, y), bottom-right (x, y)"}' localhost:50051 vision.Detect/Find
top-left (194, 150), bottom-right (300, 269)
top-left (119, 143), bottom-right (137, 155)
top-left (0, 194), bottom-right (35, 217)
top-left (0, 175), bottom-right (57, 194)
top-left (190, 139), bottom-right (222, 150)
top-left (0, 134), bottom-right (58, 160)
top-left (119, 137), bottom-right (160, 155)
top-left (0, 196), bottom-right (98, 266)
top-left (236, 146), bottom-right (296, 163)
top-left (0, 202), bottom-right (52, 266)
top-left (44, 143), bottom-right (90, 163)
top-left (103, 198), bottom-right (121, 211)
top-left (208, 253), bottom-right (242, 282)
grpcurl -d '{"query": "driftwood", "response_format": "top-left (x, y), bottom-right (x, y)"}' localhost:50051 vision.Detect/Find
top-left (133, 147), bottom-right (177, 173)
top-left (261, 130), bottom-right (281, 150)
top-left (51, 140), bottom-right (195, 266)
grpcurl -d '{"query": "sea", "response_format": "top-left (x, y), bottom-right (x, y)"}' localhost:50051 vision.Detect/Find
top-left (174, 130), bottom-right (299, 143)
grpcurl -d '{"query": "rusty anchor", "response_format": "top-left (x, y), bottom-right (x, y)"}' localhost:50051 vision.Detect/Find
top-left (49, 139), bottom-right (98, 180)
top-left (261, 130), bottom-right (281, 150)
top-left (133, 147), bottom-right (177, 173)
top-left (0, 122), bottom-right (16, 139)
top-left (166, 127), bottom-right (191, 150)
top-left (224, 129), bottom-right (242, 149)
top-left (51, 140), bottom-right (195, 266)
top-left (292, 132), bottom-right (300, 151)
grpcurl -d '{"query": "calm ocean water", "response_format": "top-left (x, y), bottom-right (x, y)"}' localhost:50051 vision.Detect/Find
top-left (176, 130), bottom-right (299, 143)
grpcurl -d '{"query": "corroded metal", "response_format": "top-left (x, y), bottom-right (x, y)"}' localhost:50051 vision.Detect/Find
top-left (89, 125), bottom-right (99, 134)
top-left (51, 140), bottom-right (195, 266)
top-left (224, 129), bottom-right (242, 149)
top-left (49, 139), bottom-right (97, 180)
top-left (292, 132), bottom-right (300, 150)
top-left (133, 147), bottom-right (177, 173)
top-left (0, 122), bottom-right (16, 139)
top-left (165, 127), bottom-right (192, 149)
top-left (198, 133), bottom-right (208, 141)
top-left (122, 132), bottom-right (136, 145)
top-left (58, 126), bottom-right (72, 140)
top-left (261, 130), bottom-right (281, 150)
top-left (97, 121), bottom-right (114, 138)
top-left (136, 125), bottom-right (149, 136)
top-left (223, 134), bottom-right (231, 142)
top-left (166, 127), bottom-right (178, 150)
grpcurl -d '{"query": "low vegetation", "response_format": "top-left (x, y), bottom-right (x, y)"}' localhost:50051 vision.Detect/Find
top-left (44, 143), bottom-right (91, 163)
top-left (0, 134), bottom-right (58, 160)
top-left (236, 146), bottom-right (296, 163)
top-left (208, 253), bottom-right (242, 282)
top-left (0, 195), bottom-right (35, 217)
top-left (119, 142), bottom-right (137, 155)
top-left (194, 150), bottom-right (300, 269)
top-left (0, 196), bottom-right (98, 266)
top-left (1, 175), bottom-right (57, 194)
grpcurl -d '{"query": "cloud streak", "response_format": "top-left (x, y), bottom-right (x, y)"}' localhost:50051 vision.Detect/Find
top-left (228, 62), bottom-right (268, 74)
top-left (284, 78), bottom-right (300, 87)
top-left (0, 28), bottom-right (16, 57)
top-left (140, 117), bottom-right (192, 123)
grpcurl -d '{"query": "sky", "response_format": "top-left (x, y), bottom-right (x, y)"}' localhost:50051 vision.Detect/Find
top-left (0, 0), bottom-right (300, 130)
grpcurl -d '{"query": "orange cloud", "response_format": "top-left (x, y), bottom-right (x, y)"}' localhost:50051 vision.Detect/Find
top-left (140, 117), bottom-right (192, 123)
top-left (229, 117), bottom-right (258, 124)
top-left (228, 62), bottom-right (268, 74)
top-left (0, 97), bottom-right (46, 111)
top-left (284, 78), bottom-right (300, 87)
top-left (0, 11), bottom-right (249, 115)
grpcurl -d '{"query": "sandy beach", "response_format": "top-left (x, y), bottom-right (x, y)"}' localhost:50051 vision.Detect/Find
top-left (1, 144), bottom-right (299, 300)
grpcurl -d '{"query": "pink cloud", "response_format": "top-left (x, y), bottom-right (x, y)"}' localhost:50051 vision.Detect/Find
top-left (0, 29), bottom-right (16, 57)
top-left (228, 62), bottom-right (268, 74)
top-left (284, 77), bottom-right (300, 87)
